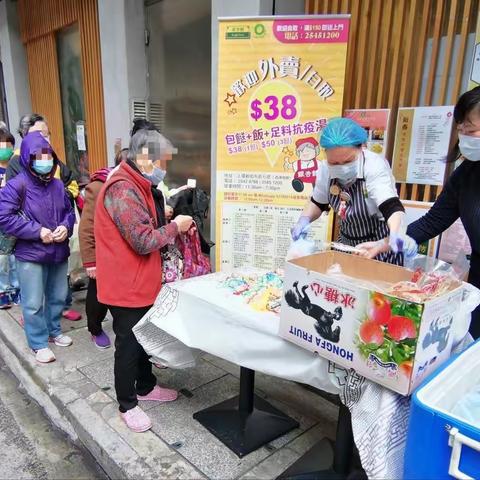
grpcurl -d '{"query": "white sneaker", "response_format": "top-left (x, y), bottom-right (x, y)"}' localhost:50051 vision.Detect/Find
top-left (33, 348), bottom-right (56, 363)
top-left (49, 334), bottom-right (73, 347)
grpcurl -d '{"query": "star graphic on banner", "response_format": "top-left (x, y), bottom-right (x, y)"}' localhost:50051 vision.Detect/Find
top-left (282, 147), bottom-right (293, 156)
top-left (224, 92), bottom-right (236, 107)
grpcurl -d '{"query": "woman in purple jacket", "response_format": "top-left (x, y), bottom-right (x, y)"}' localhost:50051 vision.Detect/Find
top-left (0, 131), bottom-right (75, 363)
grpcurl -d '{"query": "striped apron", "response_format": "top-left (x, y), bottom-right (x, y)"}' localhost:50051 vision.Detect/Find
top-left (328, 158), bottom-right (402, 266)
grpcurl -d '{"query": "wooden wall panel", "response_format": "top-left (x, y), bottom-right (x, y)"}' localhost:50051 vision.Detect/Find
top-left (78, 0), bottom-right (107, 172)
top-left (25, 34), bottom-right (66, 162)
top-left (306, 0), bottom-right (480, 203)
top-left (18, 0), bottom-right (107, 172)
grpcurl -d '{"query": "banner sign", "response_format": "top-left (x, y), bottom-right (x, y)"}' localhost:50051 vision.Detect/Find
top-left (215, 16), bottom-right (350, 270)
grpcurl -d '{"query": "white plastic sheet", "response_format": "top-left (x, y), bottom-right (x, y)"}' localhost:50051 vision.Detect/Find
top-left (133, 271), bottom-right (340, 394)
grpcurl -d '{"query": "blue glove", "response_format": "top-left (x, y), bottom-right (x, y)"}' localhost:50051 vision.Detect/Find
top-left (403, 235), bottom-right (418, 258)
top-left (389, 232), bottom-right (405, 254)
top-left (291, 216), bottom-right (310, 241)
top-left (389, 232), bottom-right (418, 257)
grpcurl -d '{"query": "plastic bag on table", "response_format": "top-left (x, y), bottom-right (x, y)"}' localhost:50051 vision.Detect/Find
top-left (388, 254), bottom-right (466, 302)
top-left (286, 236), bottom-right (317, 261)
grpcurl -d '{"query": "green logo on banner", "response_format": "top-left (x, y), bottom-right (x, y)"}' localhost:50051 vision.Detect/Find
top-left (254, 24), bottom-right (266, 37)
top-left (226, 25), bottom-right (251, 39)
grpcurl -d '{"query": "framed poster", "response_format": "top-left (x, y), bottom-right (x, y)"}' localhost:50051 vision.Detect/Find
top-left (392, 106), bottom-right (454, 186)
top-left (215, 16), bottom-right (350, 270)
top-left (344, 109), bottom-right (390, 157)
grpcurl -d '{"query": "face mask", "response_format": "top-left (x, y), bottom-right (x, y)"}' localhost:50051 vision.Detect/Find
top-left (142, 166), bottom-right (166, 185)
top-left (0, 148), bottom-right (13, 162)
top-left (32, 159), bottom-right (54, 175)
top-left (328, 158), bottom-right (359, 184)
top-left (458, 133), bottom-right (480, 161)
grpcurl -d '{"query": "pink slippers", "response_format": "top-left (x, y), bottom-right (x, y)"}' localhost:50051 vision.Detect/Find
top-left (62, 309), bottom-right (82, 321)
top-left (120, 406), bottom-right (152, 432)
top-left (137, 385), bottom-right (178, 402)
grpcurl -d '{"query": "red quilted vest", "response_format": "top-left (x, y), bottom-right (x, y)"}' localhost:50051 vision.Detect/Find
top-left (95, 162), bottom-right (162, 308)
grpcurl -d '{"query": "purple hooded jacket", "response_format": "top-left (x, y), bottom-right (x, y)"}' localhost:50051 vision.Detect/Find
top-left (0, 132), bottom-right (75, 264)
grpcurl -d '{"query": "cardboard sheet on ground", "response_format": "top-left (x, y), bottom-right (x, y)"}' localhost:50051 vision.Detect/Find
top-left (133, 269), bottom-right (340, 394)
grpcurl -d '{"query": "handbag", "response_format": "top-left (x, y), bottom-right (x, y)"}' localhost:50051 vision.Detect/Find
top-left (176, 226), bottom-right (211, 279)
top-left (161, 243), bottom-right (184, 283)
top-left (0, 180), bottom-right (27, 255)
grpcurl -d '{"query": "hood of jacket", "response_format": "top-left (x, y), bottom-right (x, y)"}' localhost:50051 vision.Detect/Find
top-left (20, 131), bottom-right (58, 181)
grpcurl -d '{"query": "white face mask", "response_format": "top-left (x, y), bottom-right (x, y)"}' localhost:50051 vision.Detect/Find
top-left (458, 133), bottom-right (480, 161)
top-left (328, 158), bottom-right (359, 184)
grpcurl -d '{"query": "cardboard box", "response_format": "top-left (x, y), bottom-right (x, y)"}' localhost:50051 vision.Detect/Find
top-left (279, 251), bottom-right (465, 395)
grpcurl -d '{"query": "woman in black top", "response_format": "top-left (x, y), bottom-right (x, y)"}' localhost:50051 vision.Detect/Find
top-left (406, 87), bottom-right (480, 339)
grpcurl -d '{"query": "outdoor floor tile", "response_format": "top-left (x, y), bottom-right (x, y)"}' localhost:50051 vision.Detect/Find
top-left (80, 356), bottom-right (229, 411)
top-left (203, 353), bottom-right (339, 423)
top-left (147, 373), bottom-right (318, 480)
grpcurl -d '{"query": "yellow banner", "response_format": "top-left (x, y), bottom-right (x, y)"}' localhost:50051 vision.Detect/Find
top-left (216, 16), bottom-right (349, 270)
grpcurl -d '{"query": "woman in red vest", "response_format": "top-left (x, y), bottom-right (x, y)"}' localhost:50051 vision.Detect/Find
top-left (95, 129), bottom-right (193, 432)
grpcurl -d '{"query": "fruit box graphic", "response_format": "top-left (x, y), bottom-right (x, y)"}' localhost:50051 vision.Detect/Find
top-left (279, 251), bottom-right (464, 395)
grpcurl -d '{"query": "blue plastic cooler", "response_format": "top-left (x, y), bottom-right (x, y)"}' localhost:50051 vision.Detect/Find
top-left (404, 340), bottom-right (480, 479)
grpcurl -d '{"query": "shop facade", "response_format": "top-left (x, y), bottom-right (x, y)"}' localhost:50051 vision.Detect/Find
top-left (0, 0), bottom-right (478, 199)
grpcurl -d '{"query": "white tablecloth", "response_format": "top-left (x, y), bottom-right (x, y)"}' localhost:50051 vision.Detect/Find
top-left (133, 270), bottom-right (474, 479)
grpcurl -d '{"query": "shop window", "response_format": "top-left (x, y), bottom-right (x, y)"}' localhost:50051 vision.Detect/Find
top-left (56, 23), bottom-right (88, 184)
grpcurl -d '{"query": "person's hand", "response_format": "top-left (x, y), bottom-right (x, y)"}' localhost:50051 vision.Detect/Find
top-left (52, 226), bottom-right (68, 243)
top-left (356, 240), bottom-right (389, 259)
top-left (40, 227), bottom-right (54, 244)
top-left (86, 267), bottom-right (96, 279)
top-left (165, 205), bottom-right (174, 221)
top-left (291, 216), bottom-right (310, 241)
top-left (403, 235), bottom-right (418, 258)
top-left (173, 214), bottom-right (193, 233)
top-left (388, 231), bottom-right (406, 254)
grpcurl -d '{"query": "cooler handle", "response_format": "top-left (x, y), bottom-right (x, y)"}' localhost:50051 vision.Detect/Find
top-left (447, 427), bottom-right (479, 480)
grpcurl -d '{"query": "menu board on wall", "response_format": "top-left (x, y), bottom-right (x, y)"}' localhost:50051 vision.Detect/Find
top-left (392, 106), bottom-right (454, 186)
top-left (402, 200), bottom-right (439, 258)
top-left (215, 16), bottom-right (349, 271)
top-left (344, 109), bottom-right (390, 157)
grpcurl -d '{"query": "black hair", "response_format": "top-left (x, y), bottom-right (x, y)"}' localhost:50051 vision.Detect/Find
top-left (447, 87), bottom-right (480, 163)
top-left (114, 148), bottom-right (129, 166)
top-left (0, 127), bottom-right (15, 146)
top-left (18, 113), bottom-right (45, 138)
top-left (130, 118), bottom-right (159, 137)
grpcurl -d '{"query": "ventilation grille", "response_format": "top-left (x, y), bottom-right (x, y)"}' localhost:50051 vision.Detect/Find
top-left (149, 102), bottom-right (165, 132)
top-left (130, 100), bottom-right (165, 132)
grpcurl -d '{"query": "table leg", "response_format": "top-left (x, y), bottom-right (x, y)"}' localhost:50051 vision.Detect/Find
top-left (277, 404), bottom-right (365, 480)
top-left (193, 367), bottom-right (300, 458)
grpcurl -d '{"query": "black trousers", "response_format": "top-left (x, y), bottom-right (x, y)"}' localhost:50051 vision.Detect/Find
top-left (86, 279), bottom-right (108, 336)
top-left (109, 305), bottom-right (157, 412)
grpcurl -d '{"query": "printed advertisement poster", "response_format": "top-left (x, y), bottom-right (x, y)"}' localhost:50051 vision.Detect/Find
top-left (344, 109), bottom-right (390, 157)
top-left (438, 218), bottom-right (472, 264)
top-left (392, 106), bottom-right (454, 186)
top-left (402, 200), bottom-right (439, 257)
top-left (216, 16), bottom-right (350, 270)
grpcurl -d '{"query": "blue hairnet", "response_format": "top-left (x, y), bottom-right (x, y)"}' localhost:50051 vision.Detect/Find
top-left (320, 117), bottom-right (368, 149)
